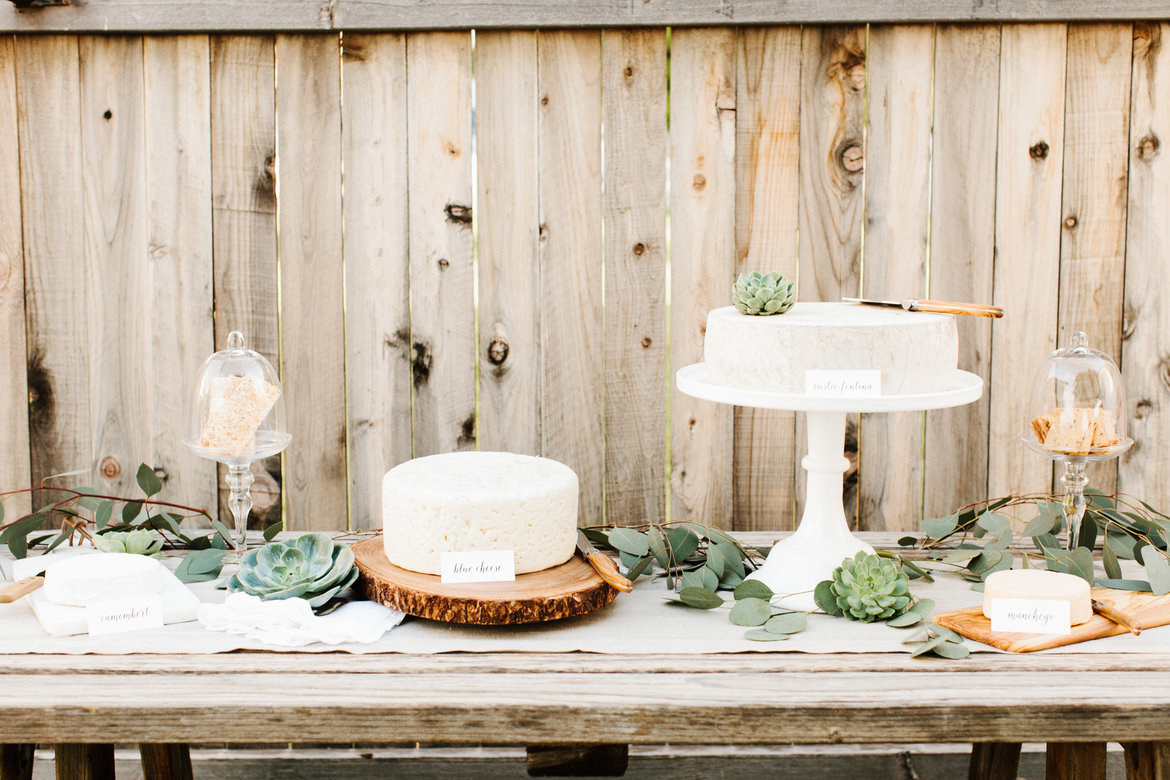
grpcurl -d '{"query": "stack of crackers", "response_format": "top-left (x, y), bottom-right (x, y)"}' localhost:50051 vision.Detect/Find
top-left (198, 374), bottom-right (281, 457)
top-left (1030, 406), bottom-right (1120, 455)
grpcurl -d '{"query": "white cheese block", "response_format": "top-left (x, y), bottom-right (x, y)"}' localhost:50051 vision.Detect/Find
top-left (703, 302), bottom-right (958, 395)
top-left (42, 552), bottom-right (165, 607)
top-left (981, 569), bottom-right (1092, 626)
top-left (383, 451), bottom-right (579, 576)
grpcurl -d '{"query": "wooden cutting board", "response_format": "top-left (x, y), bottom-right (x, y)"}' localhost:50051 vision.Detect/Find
top-left (352, 536), bottom-right (619, 625)
top-left (934, 588), bottom-right (1170, 652)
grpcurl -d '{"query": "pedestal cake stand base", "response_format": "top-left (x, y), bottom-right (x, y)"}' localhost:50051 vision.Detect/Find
top-left (677, 364), bottom-right (982, 610)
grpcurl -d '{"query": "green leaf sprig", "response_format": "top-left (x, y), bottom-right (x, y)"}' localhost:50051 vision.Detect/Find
top-left (583, 522), bottom-right (765, 591)
top-left (904, 490), bottom-right (1170, 595)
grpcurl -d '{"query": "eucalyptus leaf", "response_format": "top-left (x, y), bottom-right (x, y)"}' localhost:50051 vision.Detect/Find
top-left (175, 551), bottom-right (225, 583)
top-left (1022, 513), bottom-right (1057, 537)
top-left (968, 549), bottom-right (1003, 575)
top-left (910, 635), bottom-right (947, 658)
top-left (1064, 547), bottom-right (1096, 586)
top-left (814, 580), bottom-right (841, 616)
top-left (626, 554), bottom-right (654, 582)
top-left (898, 536), bottom-right (918, 547)
top-left (95, 501), bottom-right (113, 530)
top-left (1085, 488), bottom-right (1115, 510)
top-left (136, 463), bottom-right (163, 498)
top-left (44, 529), bottom-right (73, 553)
top-left (581, 528), bottom-right (610, 546)
top-left (664, 526), bottom-right (700, 562)
top-left (1140, 547), bottom-right (1170, 596)
top-left (619, 550), bottom-right (642, 570)
top-left (184, 548), bottom-right (228, 577)
top-left (1076, 514), bottom-right (1098, 552)
top-left (938, 550), bottom-right (981, 565)
top-left (212, 520), bottom-right (235, 547)
top-left (909, 598), bottom-right (935, 617)
top-left (719, 571), bottom-right (744, 589)
top-left (764, 612), bottom-right (807, 634)
top-left (744, 629), bottom-right (790, 642)
top-left (729, 597), bottom-right (772, 627)
top-left (121, 501), bottom-right (144, 525)
top-left (1097, 578), bottom-right (1153, 592)
top-left (734, 579), bottom-right (774, 601)
top-left (931, 641), bottom-right (970, 659)
top-left (902, 629), bottom-right (930, 644)
top-left (1102, 539), bottom-right (1122, 580)
top-left (926, 622), bottom-right (963, 642)
top-left (1107, 532), bottom-right (1138, 561)
top-left (263, 521), bottom-right (284, 542)
top-left (704, 545), bottom-right (726, 577)
top-left (921, 513), bottom-right (958, 539)
top-left (886, 612), bottom-right (922, 628)
top-left (678, 587), bottom-right (723, 609)
top-left (607, 528), bottom-right (649, 557)
top-left (709, 539), bottom-right (745, 578)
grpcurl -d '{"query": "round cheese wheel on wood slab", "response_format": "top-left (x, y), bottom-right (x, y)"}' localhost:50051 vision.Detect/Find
top-left (981, 568), bottom-right (1092, 626)
top-left (352, 536), bottom-right (619, 625)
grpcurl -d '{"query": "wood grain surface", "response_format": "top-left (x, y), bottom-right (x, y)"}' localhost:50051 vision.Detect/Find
top-left (1, 1), bottom-right (1169, 33)
top-left (731, 26), bottom-right (800, 532)
top-left (537, 31), bottom-right (604, 528)
top-left (668, 27), bottom-right (734, 528)
top-left (352, 536), bottom-right (618, 624)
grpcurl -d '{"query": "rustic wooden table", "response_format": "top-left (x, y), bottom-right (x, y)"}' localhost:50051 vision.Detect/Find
top-left (2, 533), bottom-right (1169, 779)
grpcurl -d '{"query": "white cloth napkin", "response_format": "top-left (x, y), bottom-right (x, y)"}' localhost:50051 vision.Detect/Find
top-left (197, 594), bottom-right (406, 647)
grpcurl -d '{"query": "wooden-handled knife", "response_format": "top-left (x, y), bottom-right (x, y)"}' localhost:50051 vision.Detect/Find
top-left (576, 530), bottom-right (633, 593)
top-left (843, 297), bottom-right (1004, 318)
top-left (0, 575), bottom-right (44, 604)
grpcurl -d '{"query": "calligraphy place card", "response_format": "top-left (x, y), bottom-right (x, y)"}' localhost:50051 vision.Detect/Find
top-left (440, 551), bottom-right (516, 584)
top-left (86, 596), bottom-right (165, 636)
top-left (805, 370), bottom-right (882, 398)
top-left (989, 597), bottom-right (1071, 635)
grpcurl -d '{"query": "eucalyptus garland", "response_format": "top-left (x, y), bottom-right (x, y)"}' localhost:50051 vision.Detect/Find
top-left (0, 463), bottom-right (282, 582)
top-left (903, 489), bottom-right (1170, 595)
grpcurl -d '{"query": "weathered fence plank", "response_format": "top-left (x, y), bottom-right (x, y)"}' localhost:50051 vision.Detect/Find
top-left (1057, 22), bottom-right (1132, 495)
top-left (209, 35), bottom-right (281, 527)
top-left (142, 35), bottom-right (217, 517)
top-left (477, 30), bottom-right (540, 456)
top-left (732, 26), bottom-right (801, 532)
top-left (859, 24), bottom-right (933, 531)
top-left (275, 34), bottom-right (348, 530)
top-left (796, 25), bottom-right (866, 527)
top-left (922, 24), bottom-right (1000, 519)
top-left (988, 23), bottom-right (1066, 499)
top-left (538, 30), bottom-right (605, 527)
top-left (1120, 23), bottom-right (1170, 502)
top-left (16, 36), bottom-right (88, 491)
top-left (340, 32), bottom-right (412, 530)
top-left (602, 29), bottom-right (667, 527)
top-left (669, 27), bottom-right (735, 527)
top-left (3, 1), bottom-right (1170, 34)
top-left (406, 32), bottom-right (476, 457)
top-left (0, 35), bottom-right (30, 515)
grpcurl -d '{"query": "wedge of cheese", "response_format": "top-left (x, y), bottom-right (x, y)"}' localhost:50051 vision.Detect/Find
top-left (982, 569), bottom-right (1091, 626)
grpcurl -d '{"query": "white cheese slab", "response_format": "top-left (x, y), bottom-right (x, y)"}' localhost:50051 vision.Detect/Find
top-left (27, 566), bottom-right (199, 637)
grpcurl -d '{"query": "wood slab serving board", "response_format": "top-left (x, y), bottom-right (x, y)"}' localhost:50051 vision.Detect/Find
top-left (352, 536), bottom-right (619, 625)
top-left (935, 588), bottom-right (1170, 652)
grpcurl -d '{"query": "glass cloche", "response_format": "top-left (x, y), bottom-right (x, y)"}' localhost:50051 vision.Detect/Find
top-left (1022, 331), bottom-right (1131, 549)
top-left (184, 331), bottom-right (290, 550)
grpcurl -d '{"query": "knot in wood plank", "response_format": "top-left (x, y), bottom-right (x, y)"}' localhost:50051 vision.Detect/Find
top-left (840, 143), bottom-right (864, 174)
top-left (1064, 215), bottom-right (1078, 230)
top-left (411, 341), bottom-right (432, 388)
top-left (444, 203), bottom-right (472, 225)
top-left (1029, 140), bottom-right (1050, 160)
top-left (1137, 133), bottom-right (1161, 162)
top-left (1136, 399), bottom-right (1153, 420)
top-left (487, 336), bottom-right (509, 366)
top-left (100, 457), bottom-right (121, 479)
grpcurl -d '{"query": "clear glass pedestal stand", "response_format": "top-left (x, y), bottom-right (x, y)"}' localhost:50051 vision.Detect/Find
top-left (676, 364), bottom-right (983, 610)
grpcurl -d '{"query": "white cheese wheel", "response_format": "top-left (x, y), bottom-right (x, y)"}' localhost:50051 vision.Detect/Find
top-left (382, 451), bottom-right (579, 576)
top-left (981, 569), bottom-right (1092, 626)
top-left (703, 302), bottom-right (958, 395)
top-left (42, 552), bottom-right (165, 607)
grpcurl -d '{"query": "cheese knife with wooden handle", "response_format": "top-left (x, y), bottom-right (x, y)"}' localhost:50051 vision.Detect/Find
top-left (576, 530), bottom-right (633, 593)
top-left (843, 297), bottom-right (1004, 318)
top-left (0, 575), bottom-right (44, 604)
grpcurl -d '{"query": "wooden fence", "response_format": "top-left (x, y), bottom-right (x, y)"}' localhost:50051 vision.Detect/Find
top-left (0, 16), bottom-right (1167, 534)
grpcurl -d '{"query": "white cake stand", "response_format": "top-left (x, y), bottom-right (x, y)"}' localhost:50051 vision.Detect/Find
top-left (676, 364), bottom-right (983, 610)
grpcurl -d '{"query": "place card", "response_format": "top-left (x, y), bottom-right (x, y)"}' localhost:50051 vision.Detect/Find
top-left (805, 370), bottom-right (881, 398)
top-left (989, 597), bottom-right (1071, 635)
top-left (440, 550), bottom-right (516, 584)
top-left (86, 596), bottom-right (165, 636)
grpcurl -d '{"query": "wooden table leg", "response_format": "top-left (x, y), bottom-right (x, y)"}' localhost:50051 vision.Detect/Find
top-left (0, 745), bottom-right (35, 780)
top-left (54, 745), bottom-right (114, 780)
top-left (1046, 742), bottom-right (1107, 780)
top-left (969, 742), bottom-right (1022, 779)
top-left (526, 744), bottom-right (629, 776)
top-left (139, 743), bottom-right (194, 780)
top-left (1123, 742), bottom-right (1170, 780)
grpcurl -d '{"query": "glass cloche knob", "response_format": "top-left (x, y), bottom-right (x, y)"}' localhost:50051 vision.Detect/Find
top-left (184, 331), bottom-right (291, 550)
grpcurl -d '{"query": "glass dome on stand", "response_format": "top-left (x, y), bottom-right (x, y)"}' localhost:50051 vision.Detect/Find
top-left (1022, 331), bottom-right (1132, 550)
top-left (184, 331), bottom-right (290, 551)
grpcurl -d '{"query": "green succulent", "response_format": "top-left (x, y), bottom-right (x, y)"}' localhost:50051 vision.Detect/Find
top-left (815, 551), bottom-right (913, 623)
top-left (94, 528), bottom-right (164, 559)
top-left (227, 533), bottom-right (358, 611)
top-left (732, 271), bottom-right (796, 316)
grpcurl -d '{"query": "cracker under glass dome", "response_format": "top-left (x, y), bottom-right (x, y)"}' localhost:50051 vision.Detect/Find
top-left (184, 331), bottom-right (291, 550)
top-left (1022, 331), bottom-right (1132, 549)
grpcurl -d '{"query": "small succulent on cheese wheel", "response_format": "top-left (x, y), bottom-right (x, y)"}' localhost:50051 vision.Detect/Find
top-left (732, 271), bottom-right (796, 316)
top-left (94, 528), bottom-right (165, 559)
top-left (815, 551), bottom-right (913, 623)
top-left (228, 532), bottom-right (358, 611)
